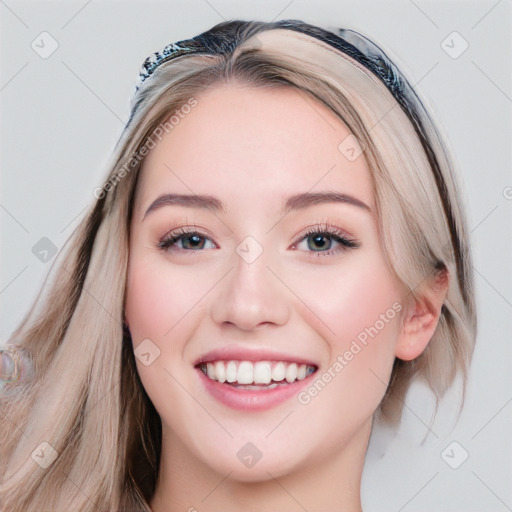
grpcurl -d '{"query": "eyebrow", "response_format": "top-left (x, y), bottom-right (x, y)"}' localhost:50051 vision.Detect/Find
top-left (284, 191), bottom-right (371, 213)
top-left (142, 191), bottom-right (371, 220)
top-left (143, 193), bottom-right (224, 219)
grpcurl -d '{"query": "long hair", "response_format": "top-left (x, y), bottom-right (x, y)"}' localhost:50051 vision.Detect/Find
top-left (0, 20), bottom-right (476, 511)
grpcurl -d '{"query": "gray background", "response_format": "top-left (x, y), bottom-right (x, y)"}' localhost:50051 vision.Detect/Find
top-left (1, 1), bottom-right (511, 510)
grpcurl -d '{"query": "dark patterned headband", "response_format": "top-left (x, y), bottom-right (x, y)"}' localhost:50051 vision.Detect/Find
top-left (135, 19), bottom-right (408, 108)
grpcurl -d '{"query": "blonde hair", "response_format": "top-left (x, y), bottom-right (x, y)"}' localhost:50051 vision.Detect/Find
top-left (0, 20), bottom-right (476, 511)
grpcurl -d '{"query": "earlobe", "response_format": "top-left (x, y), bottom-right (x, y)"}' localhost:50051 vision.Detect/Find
top-left (395, 268), bottom-right (449, 361)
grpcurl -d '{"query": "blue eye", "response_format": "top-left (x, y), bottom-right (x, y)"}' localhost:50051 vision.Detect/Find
top-left (158, 228), bottom-right (215, 252)
top-left (157, 223), bottom-right (359, 256)
top-left (293, 224), bottom-right (358, 257)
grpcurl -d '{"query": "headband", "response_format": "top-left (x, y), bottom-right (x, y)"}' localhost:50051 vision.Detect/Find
top-left (134, 20), bottom-right (408, 108)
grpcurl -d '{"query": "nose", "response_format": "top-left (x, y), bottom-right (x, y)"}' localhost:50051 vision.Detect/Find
top-left (211, 248), bottom-right (290, 331)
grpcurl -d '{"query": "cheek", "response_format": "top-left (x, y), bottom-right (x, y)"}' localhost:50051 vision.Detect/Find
top-left (293, 253), bottom-right (401, 334)
top-left (289, 260), bottom-right (403, 454)
top-left (269, 257), bottom-right (404, 469)
top-left (125, 254), bottom-right (209, 342)
top-left (289, 254), bottom-right (403, 387)
top-left (124, 254), bottom-right (210, 431)
top-left (125, 261), bottom-right (172, 341)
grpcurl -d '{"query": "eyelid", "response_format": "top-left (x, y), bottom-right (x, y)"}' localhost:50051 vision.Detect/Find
top-left (157, 218), bottom-right (359, 254)
top-left (159, 218), bottom-right (215, 241)
top-left (290, 219), bottom-right (358, 246)
top-left (158, 226), bottom-right (217, 252)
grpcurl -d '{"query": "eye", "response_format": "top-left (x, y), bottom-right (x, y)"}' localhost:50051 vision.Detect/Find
top-left (291, 223), bottom-right (359, 257)
top-left (158, 227), bottom-right (216, 252)
top-left (157, 223), bottom-right (359, 256)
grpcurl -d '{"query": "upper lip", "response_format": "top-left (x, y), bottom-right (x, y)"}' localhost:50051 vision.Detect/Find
top-left (193, 345), bottom-right (319, 367)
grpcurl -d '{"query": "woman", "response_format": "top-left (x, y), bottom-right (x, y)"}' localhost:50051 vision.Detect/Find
top-left (0, 19), bottom-right (476, 511)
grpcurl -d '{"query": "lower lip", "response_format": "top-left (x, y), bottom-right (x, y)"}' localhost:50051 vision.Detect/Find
top-left (196, 368), bottom-right (316, 411)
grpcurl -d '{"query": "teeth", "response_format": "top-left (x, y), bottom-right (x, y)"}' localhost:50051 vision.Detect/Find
top-left (215, 361), bottom-right (226, 383)
top-left (285, 363), bottom-right (297, 383)
top-left (237, 361), bottom-right (253, 384)
top-left (198, 360), bottom-right (315, 386)
top-left (297, 364), bottom-right (307, 380)
top-left (272, 362), bottom-right (286, 382)
top-left (226, 361), bottom-right (237, 383)
top-left (253, 362), bottom-right (272, 384)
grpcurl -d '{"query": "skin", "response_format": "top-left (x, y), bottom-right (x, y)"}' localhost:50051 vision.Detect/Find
top-left (125, 83), bottom-right (447, 511)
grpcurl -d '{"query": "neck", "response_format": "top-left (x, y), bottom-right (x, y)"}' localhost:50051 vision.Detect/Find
top-left (150, 419), bottom-right (371, 512)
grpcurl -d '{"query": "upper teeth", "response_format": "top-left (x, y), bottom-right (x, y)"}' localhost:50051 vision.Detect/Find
top-left (200, 360), bottom-right (315, 385)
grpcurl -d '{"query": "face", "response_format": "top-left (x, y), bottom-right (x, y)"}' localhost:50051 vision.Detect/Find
top-left (125, 83), bottom-right (407, 481)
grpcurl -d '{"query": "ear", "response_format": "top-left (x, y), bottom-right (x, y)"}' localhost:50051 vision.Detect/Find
top-left (395, 268), bottom-right (449, 361)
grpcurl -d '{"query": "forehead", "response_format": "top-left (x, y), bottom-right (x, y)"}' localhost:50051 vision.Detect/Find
top-left (136, 84), bottom-right (373, 216)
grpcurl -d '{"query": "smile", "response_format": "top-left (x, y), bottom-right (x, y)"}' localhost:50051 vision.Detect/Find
top-left (195, 356), bottom-right (318, 411)
top-left (197, 360), bottom-right (316, 387)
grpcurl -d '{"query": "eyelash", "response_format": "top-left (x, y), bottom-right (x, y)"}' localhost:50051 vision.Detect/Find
top-left (157, 222), bottom-right (359, 258)
top-left (293, 223), bottom-right (359, 257)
